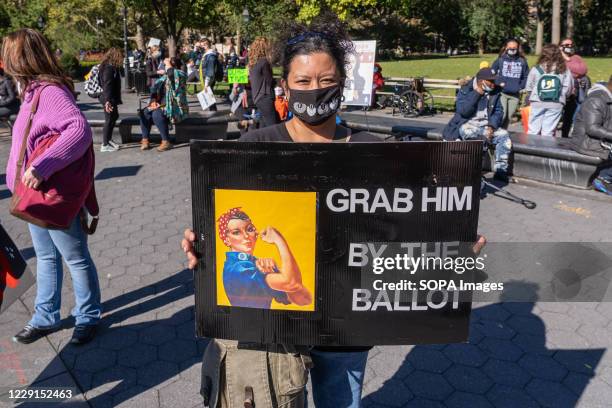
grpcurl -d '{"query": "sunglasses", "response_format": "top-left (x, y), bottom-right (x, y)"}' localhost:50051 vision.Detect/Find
top-left (561, 43), bottom-right (573, 47)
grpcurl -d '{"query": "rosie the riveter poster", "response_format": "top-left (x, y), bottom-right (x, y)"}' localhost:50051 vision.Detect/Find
top-left (191, 140), bottom-right (482, 346)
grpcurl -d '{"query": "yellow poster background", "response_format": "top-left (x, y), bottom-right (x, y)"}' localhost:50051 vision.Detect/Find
top-left (214, 189), bottom-right (317, 311)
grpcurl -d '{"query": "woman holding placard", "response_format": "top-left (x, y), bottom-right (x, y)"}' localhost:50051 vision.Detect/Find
top-left (183, 12), bottom-right (486, 408)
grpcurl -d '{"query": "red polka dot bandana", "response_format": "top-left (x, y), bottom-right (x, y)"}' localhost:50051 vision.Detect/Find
top-left (217, 207), bottom-right (245, 247)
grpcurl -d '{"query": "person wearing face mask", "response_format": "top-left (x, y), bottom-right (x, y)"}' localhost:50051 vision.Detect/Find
top-left (491, 39), bottom-right (529, 128)
top-left (443, 68), bottom-right (512, 182)
top-left (182, 14), bottom-right (378, 408)
top-left (183, 13), bottom-right (489, 408)
top-left (145, 45), bottom-right (164, 88)
top-left (559, 38), bottom-right (590, 138)
top-left (524, 43), bottom-right (573, 137)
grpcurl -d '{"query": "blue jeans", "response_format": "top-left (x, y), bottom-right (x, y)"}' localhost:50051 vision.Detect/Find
top-left (308, 350), bottom-right (369, 408)
top-left (139, 107), bottom-right (170, 141)
top-left (28, 217), bottom-right (101, 328)
top-left (459, 123), bottom-right (512, 173)
top-left (528, 105), bottom-right (563, 137)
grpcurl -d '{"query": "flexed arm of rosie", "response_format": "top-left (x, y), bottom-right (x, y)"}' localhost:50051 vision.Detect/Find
top-left (259, 226), bottom-right (312, 306)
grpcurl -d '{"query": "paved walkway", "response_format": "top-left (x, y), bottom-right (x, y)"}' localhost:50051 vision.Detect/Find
top-left (0, 96), bottom-right (611, 407)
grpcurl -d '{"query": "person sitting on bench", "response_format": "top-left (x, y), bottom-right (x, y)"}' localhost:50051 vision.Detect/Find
top-left (443, 67), bottom-right (512, 182)
top-left (0, 68), bottom-right (19, 120)
top-left (570, 75), bottom-right (612, 195)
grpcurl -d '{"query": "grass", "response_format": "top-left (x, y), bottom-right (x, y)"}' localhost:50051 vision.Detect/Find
top-left (378, 54), bottom-right (611, 82)
top-left (378, 54), bottom-right (612, 109)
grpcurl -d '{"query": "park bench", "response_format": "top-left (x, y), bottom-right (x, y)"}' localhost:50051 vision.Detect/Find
top-left (342, 119), bottom-right (602, 189)
top-left (86, 111), bottom-right (232, 144)
top-left (380, 77), bottom-right (462, 102)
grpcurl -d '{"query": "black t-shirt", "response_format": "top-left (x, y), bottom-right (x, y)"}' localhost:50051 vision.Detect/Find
top-left (239, 121), bottom-right (381, 143)
top-left (240, 122), bottom-right (380, 352)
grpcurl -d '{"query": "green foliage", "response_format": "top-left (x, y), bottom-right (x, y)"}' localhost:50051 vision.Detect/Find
top-left (1, 0), bottom-right (610, 60)
top-left (1, 0), bottom-right (47, 34)
top-left (295, 0), bottom-right (378, 21)
top-left (574, 0), bottom-right (612, 54)
top-left (410, 0), bottom-right (467, 49)
top-left (463, 0), bottom-right (527, 52)
top-left (59, 54), bottom-right (82, 78)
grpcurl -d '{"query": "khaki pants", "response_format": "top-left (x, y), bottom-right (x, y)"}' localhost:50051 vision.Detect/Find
top-left (500, 93), bottom-right (520, 129)
top-left (201, 339), bottom-right (310, 408)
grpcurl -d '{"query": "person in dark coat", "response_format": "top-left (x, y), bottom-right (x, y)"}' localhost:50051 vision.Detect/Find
top-left (571, 76), bottom-right (612, 194)
top-left (0, 68), bottom-right (19, 118)
top-left (98, 48), bottom-right (124, 152)
top-left (248, 37), bottom-right (278, 128)
top-left (443, 68), bottom-right (512, 180)
top-left (199, 39), bottom-right (219, 111)
top-left (145, 45), bottom-right (164, 88)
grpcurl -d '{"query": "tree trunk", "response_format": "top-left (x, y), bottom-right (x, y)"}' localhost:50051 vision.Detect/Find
top-left (135, 23), bottom-right (145, 51)
top-left (478, 34), bottom-right (485, 56)
top-left (566, 0), bottom-right (574, 39)
top-left (167, 34), bottom-right (177, 57)
top-left (536, 4), bottom-right (544, 55)
top-left (552, 0), bottom-right (561, 44)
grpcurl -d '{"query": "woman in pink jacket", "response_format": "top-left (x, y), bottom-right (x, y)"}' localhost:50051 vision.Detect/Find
top-left (2, 29), bottom-right (101, 345)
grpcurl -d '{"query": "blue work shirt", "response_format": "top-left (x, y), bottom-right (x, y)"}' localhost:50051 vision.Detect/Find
top-left (222, 252), bottom-right (291, 309)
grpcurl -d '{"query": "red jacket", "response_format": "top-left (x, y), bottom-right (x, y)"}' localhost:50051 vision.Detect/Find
top-left (373, 72), bottom-right (385, 90)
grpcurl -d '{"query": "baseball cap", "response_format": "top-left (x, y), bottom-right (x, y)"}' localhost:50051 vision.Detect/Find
top-left (476, 68), bottom-right (497, 81)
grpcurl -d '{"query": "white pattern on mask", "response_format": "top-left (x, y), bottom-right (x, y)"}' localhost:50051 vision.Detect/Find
top-left (329, 98), bottom-right (339, 111)
top-left (317, 103), bottom-right (329, 115)
top-left (306, 104), bottom-right (317, 117)
top-left (293, 102), bottom-right (307, 114)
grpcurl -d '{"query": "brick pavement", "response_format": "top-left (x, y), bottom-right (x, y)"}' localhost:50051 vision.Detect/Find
top-left (0, 124), bottom-right (611, 407)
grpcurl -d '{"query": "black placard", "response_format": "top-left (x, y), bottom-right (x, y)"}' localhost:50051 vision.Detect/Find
top-left (191, 140), bottom-right (482, 346)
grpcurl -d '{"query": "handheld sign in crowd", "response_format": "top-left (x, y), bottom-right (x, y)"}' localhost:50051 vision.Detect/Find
top-left (343, 40), bottom-right (376, 106)
top-left (191, 141), bottom-right (482, 346)
top-left (227, 68), bottom-right (249, 84)
top-left (0, 224), bottom-right (34, 315)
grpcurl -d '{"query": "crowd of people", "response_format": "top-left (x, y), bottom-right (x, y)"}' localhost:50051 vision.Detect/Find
top-left (442, 37), bottom-right (611, 194)
top-left (0, 12), bottom-right (610, 408)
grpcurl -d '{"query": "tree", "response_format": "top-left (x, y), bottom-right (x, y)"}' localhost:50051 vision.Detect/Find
top-left (566, 0), bottom-right (574, 38)
top-left (127, 0), bottom-right (213, 56)
top-left (295, 0), bottom-right (378, 22)
top-left (45, 0), bottom-right (121, 53)
top-left (464, 0), bottom-right (528, 55)
top-left (412, 0), bottom-right (467, 50)
top-left (551, 0), bottom-right (560, 43)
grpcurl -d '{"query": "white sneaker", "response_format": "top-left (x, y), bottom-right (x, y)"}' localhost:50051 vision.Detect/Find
top-left (100, 144), bottom-right (118, 152)
top-left (108, 140), bottom-right (119, 149)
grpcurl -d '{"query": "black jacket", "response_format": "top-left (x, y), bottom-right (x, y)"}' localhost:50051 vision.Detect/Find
top-left (99, 63), bottom-right (123, 106)
top-left (442, 80), bottom-right (504, 141)
top-left (571, 83), bottom-right (612, 160)
top-left (145, 56), bottom-right (162, 82)
top-left (0, 75), bottom-right (18, 108)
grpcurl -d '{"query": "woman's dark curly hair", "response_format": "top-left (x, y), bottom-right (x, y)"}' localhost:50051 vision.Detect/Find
top-left (274, 12), bottom-right (354, 83)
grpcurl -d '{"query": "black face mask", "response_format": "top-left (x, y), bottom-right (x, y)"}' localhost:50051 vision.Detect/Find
top-left (288, 85), bottom-right (342, 126)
